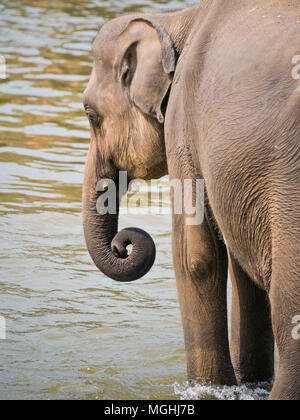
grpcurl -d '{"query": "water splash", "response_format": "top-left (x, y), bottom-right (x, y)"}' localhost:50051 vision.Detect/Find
top-left (174, 381), bottom-right (272, 401)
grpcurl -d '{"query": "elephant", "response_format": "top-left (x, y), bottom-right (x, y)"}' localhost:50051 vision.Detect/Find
top-left (82, 0), bottom-right (300, 400)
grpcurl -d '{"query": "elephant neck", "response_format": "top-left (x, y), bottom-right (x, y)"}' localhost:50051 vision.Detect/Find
top-left (153, 3), bottom-right (209, 57)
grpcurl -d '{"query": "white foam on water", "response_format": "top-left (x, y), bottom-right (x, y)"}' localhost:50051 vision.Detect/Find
top-left (174, 381), bottom-right (271, 401)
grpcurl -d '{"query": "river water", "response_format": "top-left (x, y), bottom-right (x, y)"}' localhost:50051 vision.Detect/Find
top-left (0, 0), bottom-right (274, 400)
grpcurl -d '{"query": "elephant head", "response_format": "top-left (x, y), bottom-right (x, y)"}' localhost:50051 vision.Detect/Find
top-left (82, 16), bottom-right (176, 282)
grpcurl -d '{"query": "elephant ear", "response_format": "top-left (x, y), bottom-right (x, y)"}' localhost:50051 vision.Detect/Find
top-left (118, 18), bottom-right (176, 123)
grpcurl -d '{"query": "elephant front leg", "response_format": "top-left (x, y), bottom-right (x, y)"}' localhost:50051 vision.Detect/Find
top-left (228, 252), bottom-right (275, 385)
top-left (172, 211), bottom-right (236, 386)
top-left (269, 280), bottom-right (300, 400)
top-left (269, 252), bottom-right (300, 400)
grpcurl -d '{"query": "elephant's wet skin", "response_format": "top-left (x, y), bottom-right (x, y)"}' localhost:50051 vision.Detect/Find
top-left (82, 0), bottom-right (300, 400)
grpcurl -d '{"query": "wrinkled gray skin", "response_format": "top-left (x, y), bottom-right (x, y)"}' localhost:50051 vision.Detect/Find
top-left (83, 0), bottom-right (300, 400)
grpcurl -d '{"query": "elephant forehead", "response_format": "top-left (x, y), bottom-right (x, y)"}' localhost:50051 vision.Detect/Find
top-left (92, 38), bottom-right (116, 63)
top-left (86, 63), bottom-right (125, 113)
top-left (93, 58), bottom-right (116, 88)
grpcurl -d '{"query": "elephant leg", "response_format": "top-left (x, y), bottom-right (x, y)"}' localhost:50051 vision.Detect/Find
top-left (228, 252), bottom-right (274, 384)
top-left (269, 261), bottom-right (300, 400)
top-left (172, 208), bottom-right (236, 386)
top-left (267, 190), bottom-right (300, 399)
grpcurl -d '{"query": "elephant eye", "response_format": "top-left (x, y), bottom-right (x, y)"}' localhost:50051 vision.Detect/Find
top-left (85, 106), bottom-right (102, 128)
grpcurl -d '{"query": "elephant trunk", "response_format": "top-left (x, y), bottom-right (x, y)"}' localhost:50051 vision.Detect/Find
top-left (82, 142), bottom-right (156, 282)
